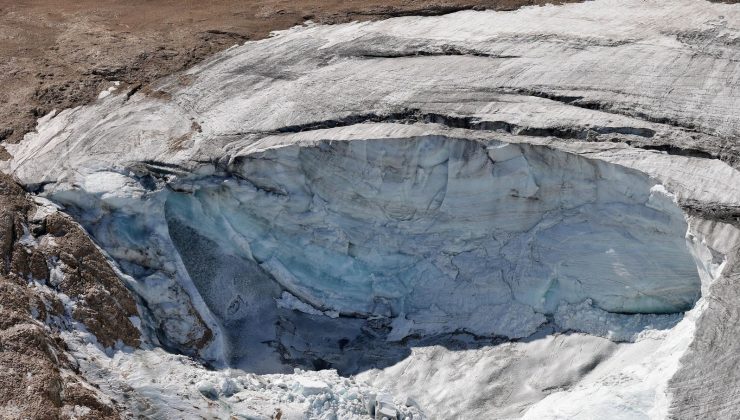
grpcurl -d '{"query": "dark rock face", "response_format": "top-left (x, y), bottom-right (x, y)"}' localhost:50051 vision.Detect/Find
top-left (0, 173), bottom-right (140, 418)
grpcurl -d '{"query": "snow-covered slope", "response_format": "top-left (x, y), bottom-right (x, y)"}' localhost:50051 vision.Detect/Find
top-left (4, 0), bottom-right (740, 418)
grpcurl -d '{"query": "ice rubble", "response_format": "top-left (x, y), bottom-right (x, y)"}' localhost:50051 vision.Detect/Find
top-left (61, 328), bottom-right (423, 420)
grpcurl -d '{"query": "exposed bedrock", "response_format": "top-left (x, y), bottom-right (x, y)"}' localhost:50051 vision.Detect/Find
top-left (39, 135), bottom-right (709, 372)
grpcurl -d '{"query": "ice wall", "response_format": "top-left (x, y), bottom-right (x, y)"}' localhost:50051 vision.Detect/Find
top-left (39, 136), bottom-right (700, 363)
top-left (166, 136), bottom-right (700, 345)
top-left (42, 135), bottom-right (703, 365)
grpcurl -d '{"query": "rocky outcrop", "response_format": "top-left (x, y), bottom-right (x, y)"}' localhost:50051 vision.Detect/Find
top-left (0, 174), bottom-right (140, 348)
top-left (0, 173), bottom-right (140, 418)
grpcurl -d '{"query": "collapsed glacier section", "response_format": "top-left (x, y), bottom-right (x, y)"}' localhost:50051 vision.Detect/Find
top-left (170, 136), bottom-right (699, 339)
top-left (18, 132), bottom-right (704, 372)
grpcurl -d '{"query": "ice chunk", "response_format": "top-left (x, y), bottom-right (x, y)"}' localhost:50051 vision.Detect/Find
top-left (196, 380), bottom-right (218, 399)
top-left (375, 393), bottom-right (398, 420)
top-left (295, 377), bottom-right (330, 396)
top-left (554, 299), bottom-right (683, 342)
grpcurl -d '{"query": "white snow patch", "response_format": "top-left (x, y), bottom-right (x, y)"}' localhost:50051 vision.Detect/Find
top-left (97, 83), bottom-right (119, 99)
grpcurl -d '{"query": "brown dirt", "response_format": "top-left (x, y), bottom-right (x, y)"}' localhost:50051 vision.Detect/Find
top-left (0, 0), bottom-right (587, 149)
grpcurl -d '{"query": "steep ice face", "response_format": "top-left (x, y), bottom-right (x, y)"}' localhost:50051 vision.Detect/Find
top-left (162, 136), bottom-right (700, 345)
top-left (36, 134), bottom-right (704, 369)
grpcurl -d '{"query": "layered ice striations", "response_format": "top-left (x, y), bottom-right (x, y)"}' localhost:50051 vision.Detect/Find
top-left (50, 136), bottom-right (700, 365)
top-left (164, 136), bottom-right (700, 344)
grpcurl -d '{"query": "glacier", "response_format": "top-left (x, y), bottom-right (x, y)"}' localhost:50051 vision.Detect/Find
top-left (165, 136), bottom-right (703, 339)
top-left (18, 133), bottom-right (707, 371)
top-left (3, 0), bottom-right (740, 418)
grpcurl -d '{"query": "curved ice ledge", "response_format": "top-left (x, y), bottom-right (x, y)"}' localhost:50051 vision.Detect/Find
top-left (41, 135), bottom-right (705, 367)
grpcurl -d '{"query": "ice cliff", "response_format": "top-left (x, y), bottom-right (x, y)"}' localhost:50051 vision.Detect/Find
top-left (4, 0), bottom-right (740, 418)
